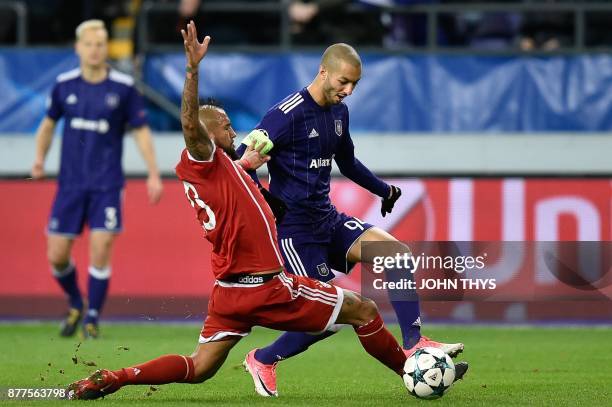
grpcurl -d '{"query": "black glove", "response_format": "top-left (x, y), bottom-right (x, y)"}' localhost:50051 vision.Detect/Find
top-left (381, 185), bottom-right (401, 217)
top-left (259, 186), bottom-right (287, 224)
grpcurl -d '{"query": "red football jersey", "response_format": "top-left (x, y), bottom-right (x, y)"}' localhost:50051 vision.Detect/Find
top-left (175, 146), bottom-right (284, 279)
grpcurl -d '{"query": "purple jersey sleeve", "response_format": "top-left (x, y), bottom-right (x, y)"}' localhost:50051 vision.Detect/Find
top-left (46, 82), bottom-right (63, 121)
top-left (125, 86), bottom-right (148, 128)
top-left (334, 112), bottom-right (390, 198)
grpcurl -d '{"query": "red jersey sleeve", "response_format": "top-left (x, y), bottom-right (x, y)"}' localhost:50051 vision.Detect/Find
top-left (175, 146), bottom-right (284, 279)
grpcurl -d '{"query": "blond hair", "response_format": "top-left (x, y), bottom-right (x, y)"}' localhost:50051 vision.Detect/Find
top-left (75, 19), bottom-right (107, 40)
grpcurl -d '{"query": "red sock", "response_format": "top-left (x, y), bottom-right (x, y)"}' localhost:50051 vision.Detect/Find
top-left (354, 314), bottom-right (406, 375)
top-left (113, 354), bottom-right (195, 386)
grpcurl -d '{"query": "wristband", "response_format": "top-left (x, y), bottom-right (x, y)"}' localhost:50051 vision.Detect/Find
top-left (239, 158), bottom-right (251, 170)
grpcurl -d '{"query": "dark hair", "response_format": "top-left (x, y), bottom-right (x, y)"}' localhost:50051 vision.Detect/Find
top-left (200, 97), bottom-right (223, 110)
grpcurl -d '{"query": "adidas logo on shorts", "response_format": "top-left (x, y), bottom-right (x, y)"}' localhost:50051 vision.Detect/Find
top-left (237, 275), bottom-right (265, 284)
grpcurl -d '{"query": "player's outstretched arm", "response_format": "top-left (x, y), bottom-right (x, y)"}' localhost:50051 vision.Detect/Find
top-left (180, 20), bottom-right (213, 160)
top-left (132, 126), bottom-right (163, 204)
top-left (31, 117), bottom-right (57, 179)
top-left (334, 136), bottom-right (402, 216)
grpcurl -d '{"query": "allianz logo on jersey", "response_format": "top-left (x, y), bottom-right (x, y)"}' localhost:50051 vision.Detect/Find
top-left (70, 118), bottom-right (109, 134)
top-left (309, 155), bottom-right (334, 169)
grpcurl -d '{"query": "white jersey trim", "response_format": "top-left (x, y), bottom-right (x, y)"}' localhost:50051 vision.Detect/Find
top-left (322, 285), bottom-right (344, 332)
top-left (90, 227), bottom-right (123, 234)
top-left (343, 223), bottom-right (375, 274)
top-left (278, 273), bottom-right (338, 305)
top-left (279, 93), bottom-right (304, 114)
top-left (109, 69), bottom-right (135, 86)
top-left (278, 93), bottom-right (300, 110)
top-left (287, 238), bottom-right (308, 276)
top-left (47, 231), bottom-right (78, 238)
top-left (215, 280), bottom-right (264, 288)
top-left (281, 238), bottom-right (307, 277)
top-left (198, 331), bottom-right (249, 344)
top-left (225, 155), bottom-right (285, 266)
top-left (56, 68), bottom-right (81, 83)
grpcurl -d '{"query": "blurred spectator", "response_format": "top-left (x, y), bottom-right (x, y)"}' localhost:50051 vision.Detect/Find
top-left (203, 0), bottom-right (280, 46)
top-left (1, 0), bottom-right (610, 50)
top-left (0, 0), bottom-right (18, 44)
top-left (178, 0), bottom-right (199, 18)
top-left (519, 12), bottom-right (573, 51)
top-left (289, 0), bottom-right (384, 46)
top-left (460, 12), bottom-right (522, 50)
top-left (16, 0), bottom-right (130, 45)
top-left (141, 0), bottom-right (204, 45)
top-left (137, 0), bottom-right (279, 49)
top-left (435, 0), bottom-right (520, 50)
top-left (382, 0), bottom-right (460, 48)
top-left (585, 11), bottom-right (612, 48)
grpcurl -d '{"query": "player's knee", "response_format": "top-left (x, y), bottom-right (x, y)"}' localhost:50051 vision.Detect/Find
top-left (90, 240), bottom-right (114, 268)
top-left (189, 372), bottom-right (209, 384)
top-left (191, 365), bottom-right (221, 384)
top-left (357, 297), bottom-right (378, 323)
top-left (339, 291), bottom-right (379, 326)
top-left (189, 359), bottom-right (214, 384)
top-left (47, 247), bottom-right (70, 269)
top-left (189, 350), bottom-right (222, 384)
top-left (91, 242), bottom-right (111, 256)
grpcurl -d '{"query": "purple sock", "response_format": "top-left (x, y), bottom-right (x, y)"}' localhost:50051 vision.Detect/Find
top-left (255, 330), bottom-right (337, 365)
top-left (385, 264), bottom-right (421, 349)
top-left (390, 300), bottom-right (421, 348)
top-left (85, 266), bottom-right (110, 325)
top-left (53, 263), bottom-right (83, 310)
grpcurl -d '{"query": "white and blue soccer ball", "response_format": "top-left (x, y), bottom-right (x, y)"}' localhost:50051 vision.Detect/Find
top-left (403, 347), bottom-right (455, 399)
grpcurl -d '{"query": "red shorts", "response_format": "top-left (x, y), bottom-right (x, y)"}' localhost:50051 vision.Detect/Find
top-left (199, 271), bottom-right (344, 343)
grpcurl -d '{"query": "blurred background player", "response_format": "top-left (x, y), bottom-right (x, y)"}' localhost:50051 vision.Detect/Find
top-left (288, 0), bottom-right (384, 46)
top-left (66, 21), bottom-right (448, 400)
top-left (30, 19), bottom-right (163, 339)
top-left (236, 42), bottom-right (464, 389)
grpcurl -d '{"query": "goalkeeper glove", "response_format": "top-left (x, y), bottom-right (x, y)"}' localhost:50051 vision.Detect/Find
top-left (381, 185), bottom-right (401, 217)
top-left (259, 186), bottom-right (287, 224)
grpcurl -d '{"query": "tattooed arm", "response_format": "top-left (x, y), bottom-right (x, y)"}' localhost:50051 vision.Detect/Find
top-left (180, 21), bottom-right (213, 160)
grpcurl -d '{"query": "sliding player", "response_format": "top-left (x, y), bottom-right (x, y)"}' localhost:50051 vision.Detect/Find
top-left (67, 21), bottom-right (422, 400)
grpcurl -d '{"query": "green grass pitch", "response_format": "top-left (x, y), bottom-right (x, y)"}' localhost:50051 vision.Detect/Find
top-left (1, 323), bottom-right (611, 406)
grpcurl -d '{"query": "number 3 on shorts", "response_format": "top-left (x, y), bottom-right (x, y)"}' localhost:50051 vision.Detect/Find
top-left (182, 181), bottom-right (216, 231)
top-left (104, 207), bottom-right (117, 230)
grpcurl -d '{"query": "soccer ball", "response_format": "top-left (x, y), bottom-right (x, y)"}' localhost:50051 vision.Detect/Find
top-left (403, 347), bottom-right (455, 399)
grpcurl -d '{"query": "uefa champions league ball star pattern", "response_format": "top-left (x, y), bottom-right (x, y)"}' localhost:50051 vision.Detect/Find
top-left (403, 347), bottom-right (456, 399)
